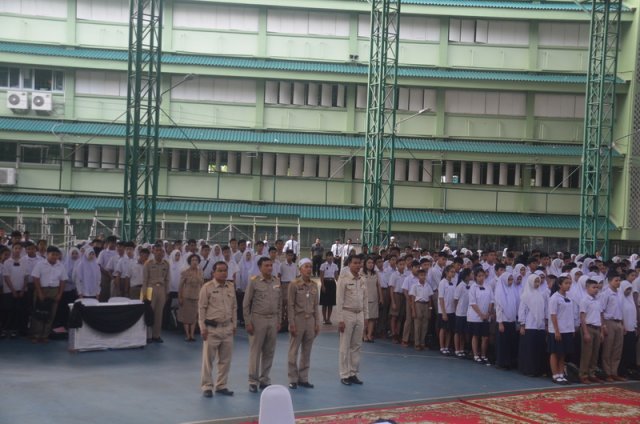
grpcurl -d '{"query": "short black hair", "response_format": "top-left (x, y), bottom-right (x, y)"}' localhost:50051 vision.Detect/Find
top-left (585, 279), bottom-right (599, 286)
top-left (139, 248), bottom-right (150, 256)
top-left (187, 254), bottom-right (201, 264)
top-left (213, 261), bottom-right (227, 272)
top-left (106, 235), bottom-right (117, 243)
top-left (257, 257), bottom-right (272, 267)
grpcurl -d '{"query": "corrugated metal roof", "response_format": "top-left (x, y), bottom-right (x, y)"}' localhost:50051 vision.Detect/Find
top-left (0, 194), bottom-right (612, 230)
top-left (0, 117), bottom-right (591, 157)
top-left (0, 41), bottom-right (613, 84)
top-left (392, 0), bottom-right (629, 12)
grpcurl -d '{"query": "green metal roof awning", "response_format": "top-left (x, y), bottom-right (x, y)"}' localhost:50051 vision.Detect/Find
top-left (0, 194), bottom-right (615, 231)
top-left (0, 41), bottom-right (621, 84)
top-left (0, 116), bottom-right (597, 157)
top-left (387, 0), bottom-right (631, 12)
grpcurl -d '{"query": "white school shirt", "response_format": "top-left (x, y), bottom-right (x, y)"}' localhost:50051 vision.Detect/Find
top-left (3, 258), bottom-right (26, 292)
top-left (409, 282), bottom-right (433, 302)
top-left (454, 282), bottom-right (470, 317)
top-left (224, 259), bottom-right (239, 283)
top-left (390, 270), bottom-right (407, 294)
top-left (20, 255), bottom-right (43, 284)
top-left (271, 259), bottom-right (282, 278)
top-left (106, 253), bottom-right (124, 274)
top-left (379, 267), bottom-right (392, 288)
top-left (320, 261), bottom-right (338, 280)
top-left (115, 256), bottom-right (135, 278)
top-left (437, 278), bottom-right (456, 314)
top-left (467, 283), bottom-right (493, 323)
top-left (548, 292), bottom-right (577, 334)
top-left (283, 239), bottom-right (300, 256)
top-left (126, 261), bottom-right (145, 288)
top-left (427, 265), bottom-right (442, 291)
top-left (622, 294), bottom-right (637, 332)
top-left (579, 295), bottom-right (602, 326)
top-left (97, 249), bottom-right (116, 271)
top-left (599, 287), bottom-right (623, 321)
top-left (31, 260), bottom-right (67, 288)
top-left (518, 299), bottom-right (548, 330)
top-left (280, 261), bottom-right (298, 283)
top-left (401, 274), bottom-right (419, 294)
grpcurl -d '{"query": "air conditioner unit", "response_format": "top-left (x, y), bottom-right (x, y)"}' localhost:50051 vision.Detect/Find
top-left (6, 91), bottom-right (28, 110)
top-left (32, 92), bottom-right (52, 111)
top-left (0, 168), bottom-right (17, 186)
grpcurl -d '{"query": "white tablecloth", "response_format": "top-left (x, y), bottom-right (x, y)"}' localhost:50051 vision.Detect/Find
top-left (68, 301), bottom-right (147, 352)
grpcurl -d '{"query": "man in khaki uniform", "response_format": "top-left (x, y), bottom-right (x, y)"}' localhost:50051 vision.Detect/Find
top-left (243, 257), bottom-right (281, 393)
top-left (287, 258), bottom-right (320, 389)
top-left (142, 243), bottom-right (170, 343)
top-left (199, 261), bottom-right (237, 398)
top-left (336, 254), bottom-right (367, 386)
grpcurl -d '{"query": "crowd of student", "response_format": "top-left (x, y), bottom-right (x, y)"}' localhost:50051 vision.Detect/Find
top-left (1, 229), bottom-right (639, 387)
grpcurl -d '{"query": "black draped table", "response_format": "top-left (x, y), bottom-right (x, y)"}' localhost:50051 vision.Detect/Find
top-left (67, 299), bottom-right (150, 352)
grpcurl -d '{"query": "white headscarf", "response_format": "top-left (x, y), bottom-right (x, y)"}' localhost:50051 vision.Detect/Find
top-left (74, 248), bottom-right (101, 297)
top-left (621, 281), bottom-right (637, 332)
top-left (582, 258), bottom-right (595, 275)
top-left (64, 247), bottom-right (81, 281)
top-left (520, 274), bottom-right (546, 325)
top-left (236, 250), bottom-right (254, 291)
top-left (209, 244), bottom-right (224, 263)
top-left (567, 269), bottom-right (585, 302)
top-left (629, 254), bottom-right (638, 270)
top-left (547, 258), bottom-right (563, 277)
top-left (495, 273), bottom-right (518, 322)
top-left (169, 250), bottom-right (184, 292)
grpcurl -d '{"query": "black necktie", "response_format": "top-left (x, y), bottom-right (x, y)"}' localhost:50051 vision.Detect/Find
top-left (479, 286), bottom-right (485, 291)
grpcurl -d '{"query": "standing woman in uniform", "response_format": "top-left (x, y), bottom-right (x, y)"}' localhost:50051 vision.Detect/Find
top-left (179, 254), bottom-right (204, 342)
top-left (319, 252), bottom-right (338, 325)
top-left (518, 274), bottom-right (548, 377)
top-left (362, 256), bottom-right (382, 342)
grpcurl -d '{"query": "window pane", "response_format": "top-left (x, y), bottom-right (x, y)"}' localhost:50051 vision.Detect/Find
top-left (0, 67), bottom-right (7, 87)
top-left (53, 71), bottom-right (64, 91)
top-left (0, 142), bottom-right (17, 162)
top-left (9, 68), bottom-right (20, 88)
top-left (22, 69), bottom-right (33, 89)
top-left (34, 69), bottom-right (53, 90)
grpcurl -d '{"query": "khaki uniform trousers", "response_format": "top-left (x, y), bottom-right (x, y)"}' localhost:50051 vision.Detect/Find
top-left (248, 314), bottom-right (278, 385)
top-left (402, 296), bottom-right (414, 342)
top-left (413, 302), bottom-right (430, 347)
top-left (579, 325), bottom-right (602, 378)
top-left (280, 282), bottom-right (290, 328)
top-left (201, 324), bottom-right (234, 391)
top-left (339, 310), bottom-right (363, 379)
top-left (149, 285), bottom-right (166, 339)
top-left (602, 319), bottom-right (624, 377)
top-left (129, 286), bottom-right (142, 301)
top-left (31, 287), bottom-right (59, 339)
top-left (288, 314), bottom-right (316, 383)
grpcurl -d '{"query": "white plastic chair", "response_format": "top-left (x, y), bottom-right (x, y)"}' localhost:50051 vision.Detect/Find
top-left (79, 298), bottom-right (99, 305)
top-left (258, 385), bottom-right (295, 424)
top-left (108, 297), bottom-right (131, 304)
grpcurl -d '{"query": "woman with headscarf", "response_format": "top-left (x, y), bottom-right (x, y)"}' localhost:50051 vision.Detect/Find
top-left (165, 250), bottom-right (184, 328)
top-left (74, 248), bottom-right (101, 299)
top-left (567, 268), bottom-right (584, 303)
top-left (178, 254), bottom-right (204, 341)
top-left (54, 247), bottom-right (81, 328)
top-left (619, 280), bottom-right (638, 377)
top-left (512, 263), bottom-right (527, 297)
top-left (209, 244), bottom-right (224, 264)
top-left (235, 250), bottom-right (254, 327)
top-left (518, 274), bottom-right (548, 377)
top-left (495, 273), bottom-right (519, 370)
top-left (547, 258), bottom-right (564, 279)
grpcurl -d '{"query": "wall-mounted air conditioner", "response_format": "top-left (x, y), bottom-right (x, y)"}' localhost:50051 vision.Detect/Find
top-left (32, 92), bottom-right (52, 112)
top-left (7, 91), bottom-right (28, 110)
top-left (0, 168), bottom-right (17, 186)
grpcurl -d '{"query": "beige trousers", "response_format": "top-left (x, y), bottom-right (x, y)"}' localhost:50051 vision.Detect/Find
top-left (201, 325), bottom-right (234, 391)
top-left (288, 314), bottom-right (316, 383)
top-left (248, 314), bottom-right (278, 385)
top-left (339, 310), bottom-right (363, 378)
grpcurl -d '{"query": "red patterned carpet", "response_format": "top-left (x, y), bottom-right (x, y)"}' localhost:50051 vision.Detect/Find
top-left (466, 387), bottom-right (640, 424)
top-left (241, 386), bottom-right (640, 423)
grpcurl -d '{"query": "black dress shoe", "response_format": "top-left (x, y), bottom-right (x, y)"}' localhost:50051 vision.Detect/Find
top-left (340, 378), bottom-right (352, 386)
top-left (249, 384), bottom-right (258, 393)
top-left (152, 337), bottom-right (164, 343)
top-left (288, 383), bottom-right (298, 389)
top-left (215, 388), bottom-right (234, 396)
top-left (259, 383), bottom-right (271, 390)
top-left (202, 390), bottom-right (213, 398)
top-left (146, 338), bottom-right (153, 344)
top-left (349, 375), bottom-right (363, 385)
top-left (298, 381), bottom-right (314, 388)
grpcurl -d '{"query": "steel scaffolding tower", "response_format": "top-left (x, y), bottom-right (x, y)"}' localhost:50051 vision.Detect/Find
top-left (122, 0), bottom-right (163, 242)
top-left (579, 0), bottom-right (622, 258)
top-left (362, 0), bottom-right (401, 249)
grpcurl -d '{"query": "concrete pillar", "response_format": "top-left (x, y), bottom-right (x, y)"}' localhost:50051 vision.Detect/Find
top-left (499, 163), bottom-right (508, 186)
top-left (87, 145), bottom-right (100, 168)
top-left (562, 165), bottom-right (570, 188)
top-left (444, 160), bottom-right (454, 183)
top-left (289, 154), bottom-right (303, 177)
top-left (171, 149), bottom-right (180, 171)
top-left (227, 152), bottom-right (237, 173)
top-left (395, 158), bottom-right (406, 181)
top-left (486, 163), bottom-right (494, 185)
top-left (117, 146), bottom-right (125, 169)
top-left (240, 153), bottom-right (252, 174)
top-left (329, 156), bottom-right (344, 179)
top-left (74, 145), bottom-right (84, 167)
top-left (275, 153), bottom-right (288, 176)
top-left (199, 152), bottom-right (208, 172)
top-left (318, 155), bottom-right (329, 178)
top-left (514, 164), bottom-right (521, 186)
top-left (354, 157), bottom-right (364, 179)
top-left (262, 153), bottom-right (275, 175)
top-left (534, 164), bottom-right (543, 187)
top-left (549, 165), bottom-right (556, 188)
top-left (303, 155), bottom-right (317, 177)
top-left (459, 161), bottom-right (467, 184)
top-left (408, 159), bottom-right (420, 182)
top-left (101, 146), bottom-right (116, 169)
top-left (472, 161), bottom-right (481, 184)
top-left (422, 160), bottom-right (433, 183)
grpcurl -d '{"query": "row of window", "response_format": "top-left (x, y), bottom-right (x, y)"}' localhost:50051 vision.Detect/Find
top-left (0, 67), bottom-right (64, 92)
top-left (0, 1), bottom-right (591, 48)
top-left (0, 142), bottom-right (580, 190)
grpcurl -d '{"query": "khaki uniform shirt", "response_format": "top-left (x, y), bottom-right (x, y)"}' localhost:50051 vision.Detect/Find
top-left (335, 271), bottom-right (368, 322)
top-left (198, 279), bottom-right (237, 330)
top-left (288, 277), bottom-right (319, 325)
top-left (142, 259), bottom-right (170, 294)
top-left (243, 274), bottom-right (282, 324)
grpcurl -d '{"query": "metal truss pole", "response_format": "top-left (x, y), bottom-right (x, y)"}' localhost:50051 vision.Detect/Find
top-left (579, 0), bottom-right (621, 258)
top-left (362, 0), bottom-right (401, 249)
top-left (123, 0), bottom-right (163, 243)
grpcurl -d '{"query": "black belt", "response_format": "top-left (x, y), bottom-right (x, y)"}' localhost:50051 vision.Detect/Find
top-left (605, 319), bottom-right (622, 323)
top-left (587, 324), bottom-right (601, 329)
top-left (205, 319), bottom-right (230, 328)
top-left (416, 300), bottom-right (429, 304)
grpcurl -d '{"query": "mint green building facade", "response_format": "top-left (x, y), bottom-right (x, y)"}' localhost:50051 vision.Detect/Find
top-left (0, 0), bottom-right (638, 253)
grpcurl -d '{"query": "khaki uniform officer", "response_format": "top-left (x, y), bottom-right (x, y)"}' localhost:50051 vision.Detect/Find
top-left (336, 254), bottom-right (367, 386)
top-left (287, 258), bottom-right (320, 389)
top-left (199, 261), bottom-right (237, 397)
top-left (243, 257), bottom-right (281, 392)
top-left (142, 244), bottom-right (170, 343)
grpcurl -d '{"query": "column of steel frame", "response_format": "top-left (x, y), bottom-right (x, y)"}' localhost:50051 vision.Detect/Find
top-left (362, 0), bottom-right (400, 249)
top-left (123, 0), bottom-right (163, 242)
top-left (579, 0), bottom-right (621, 258)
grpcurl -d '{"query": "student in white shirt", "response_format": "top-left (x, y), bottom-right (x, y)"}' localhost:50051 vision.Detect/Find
top-left (2, 244), bottom-right (24, 338)
top-left (579, 278), bottom-right (605, 383)
top-left (518, 274), bottom-right (548, 377)
top-left (466, 268), bottom-right (493, 364)
top-left (319, 252), bottom-right (339, 325)
top-left (453, 268), bottom-right (472, 358)
top-left (279, 249), bottom-right (298, 332)
top-left (30, 246), bottom-right (67, 343)
top-left (221, 246), bottom-right (239, 283)
top-left (389, 257), bottom-right (406, 343)
top-left (409, 269), bottom-right (433, 351)
top-left (401, 260), bottom-right (420, 347)
top-left (495, 273), bottom-right (519, 370)
top-left (125, 248), bottom-right (149, 300)
top-left (74, 248), bottom-right (101, 299)
top-left (547, 275), bottom-right (576, 384)
top-left (437, 265), bottom-right (457, 355)
top-left (620, 280), bottom-right (638, 377)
